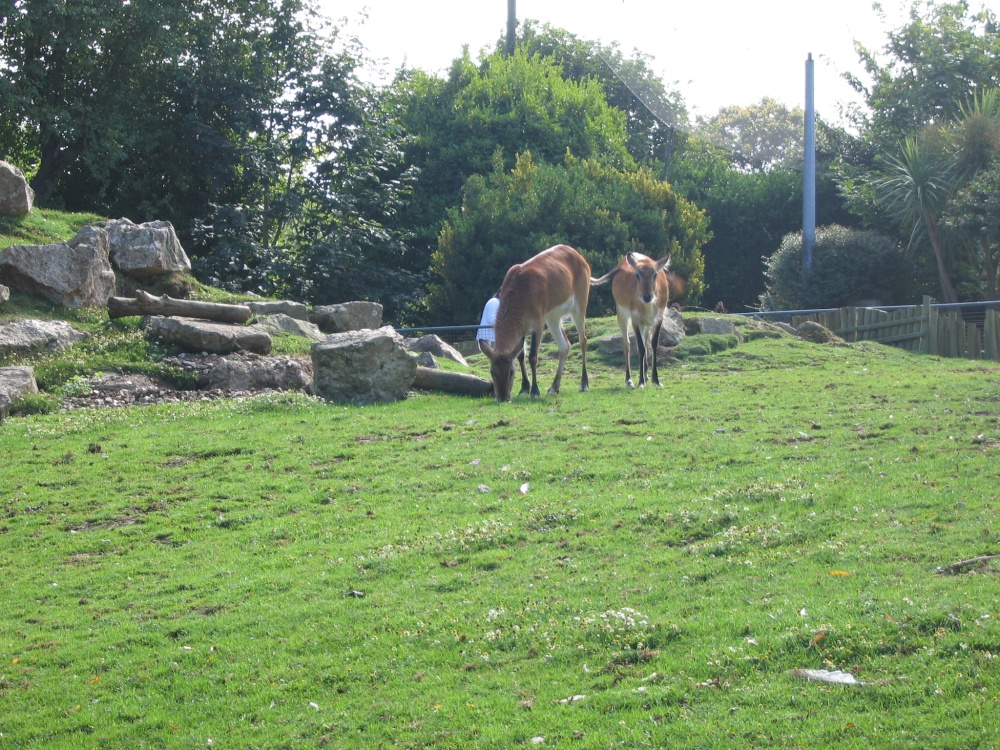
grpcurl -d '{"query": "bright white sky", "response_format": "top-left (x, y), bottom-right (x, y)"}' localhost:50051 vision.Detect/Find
top-left (319, 0), bottom-right (920, 125)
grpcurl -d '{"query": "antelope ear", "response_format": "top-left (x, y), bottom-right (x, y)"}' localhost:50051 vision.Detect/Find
top-left (478, 339), bottom-right (494, 359)
top-left (656, 254), bottom-right (672, 273)
top-left (625, 252), bottom-right (639, 270)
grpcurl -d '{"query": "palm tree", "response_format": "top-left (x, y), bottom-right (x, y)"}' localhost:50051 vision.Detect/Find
top-left (874, 135), bottom-right (959, 303)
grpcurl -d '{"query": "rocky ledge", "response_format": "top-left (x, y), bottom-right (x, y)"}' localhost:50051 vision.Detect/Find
top-left (59, 352), bottom-right (313, 410)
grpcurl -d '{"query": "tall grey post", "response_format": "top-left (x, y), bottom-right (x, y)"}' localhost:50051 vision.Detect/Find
top-left (803, 53), bottom-right (816, 277)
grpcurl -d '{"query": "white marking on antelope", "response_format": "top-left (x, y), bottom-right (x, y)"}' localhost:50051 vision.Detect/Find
top-left (591, 252), bottom-right (671, 388)
top-left (479, 244), bottom-right (591, 402)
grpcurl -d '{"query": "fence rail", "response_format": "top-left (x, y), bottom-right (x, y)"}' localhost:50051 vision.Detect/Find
top-left (746, 296), bottom-right (1000, 362)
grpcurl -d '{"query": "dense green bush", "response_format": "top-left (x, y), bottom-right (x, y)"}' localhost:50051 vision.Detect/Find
top-left (760, 225), bottom-right (919, 310)
top-left (427, 152), bottom-right (709, 324)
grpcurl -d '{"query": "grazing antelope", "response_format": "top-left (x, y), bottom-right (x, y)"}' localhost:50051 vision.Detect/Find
top-left (479, 244), bottom-right (591, 402)
top-left (591, 252), bottom-right (671, 388)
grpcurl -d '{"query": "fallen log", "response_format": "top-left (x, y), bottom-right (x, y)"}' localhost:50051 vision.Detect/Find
top-left (413, 366), bottom-right (493, 397)
top-left (109, 290), bottom-right (252, 324)
top-left (936, 553), bottom-right (1000, 575)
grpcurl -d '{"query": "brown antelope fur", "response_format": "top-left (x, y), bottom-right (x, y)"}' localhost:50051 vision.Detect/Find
top-left (478, 244), bottom-right (591, 402)
top-left (591, 252), bottom-right (671, 388)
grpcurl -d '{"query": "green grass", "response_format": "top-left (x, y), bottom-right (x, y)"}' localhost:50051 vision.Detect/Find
top-left (0, 208), bottom-right (108, 250)
top-left (2, 327), bottom-right (999, 748)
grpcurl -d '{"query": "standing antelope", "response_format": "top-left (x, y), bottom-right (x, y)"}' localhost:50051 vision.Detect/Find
top-left (479, 244), bottom-right (591, 402)
top-left (591, 252), bottom-right (671, 388)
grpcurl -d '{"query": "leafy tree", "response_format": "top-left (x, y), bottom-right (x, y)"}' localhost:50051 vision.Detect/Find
top-left (943, 162), bottom-right (1000, 299)
top-left (0, 0), bottom-right (273, 207)
top-left (668, 129), bottom-right (853, 311)
top-left (872, 133), bottom-right (960, 302)
top-left (761, 225), bottom-right (918, 310)
top-left (389, 47), bottom-right (634, 286)
top-left (861, 89), bottom-right (1000, 303)
top-left (513, 21), bottom-right (688, 168)
top-left (189, 35), bottom-right (419, 318)
top-left (427, 152), bottom-right (709, 325)
top-left (845, 1), bottom-right (1000, 154)
top-left (695, 98), bottom-right (804, 173)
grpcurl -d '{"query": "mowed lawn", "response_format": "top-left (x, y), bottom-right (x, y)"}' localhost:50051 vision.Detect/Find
top-left (2, 326), bottom-right (999, 749)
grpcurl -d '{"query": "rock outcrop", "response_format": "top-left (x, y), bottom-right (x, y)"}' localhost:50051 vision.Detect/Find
top-left (143, 316), bottom-right (272, 355)
top-left (0, 225), bottom-right (117, 308)
top-left (0, 161), bottom-right (34, 217)
top-left (0, 366), bottom-right (38, 419)
top-left (404, 334), bottom-right (469, 366)
top-left (0, 318), bottom-right (89, 356)
top-left (247, 300), bottom-right (309, 320)
top-left (253, 313), bottom-right (325, 342)
top-left (311, 326), bottom-right (416, 404)
top-left (310, 301), bottom-right (383, 334)
top-left (104, 218), bottom-right (192, 277)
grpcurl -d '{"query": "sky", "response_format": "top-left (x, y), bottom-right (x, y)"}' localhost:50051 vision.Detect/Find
top-left (319, 0), bottom-right (920, 126)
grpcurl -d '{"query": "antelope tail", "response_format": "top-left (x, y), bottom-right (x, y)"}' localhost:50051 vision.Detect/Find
top-left (590, 269), bottom-right (618, 286)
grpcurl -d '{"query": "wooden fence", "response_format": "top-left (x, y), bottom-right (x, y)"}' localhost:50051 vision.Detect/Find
top-left (788, 296), bottom-right (1000, 361)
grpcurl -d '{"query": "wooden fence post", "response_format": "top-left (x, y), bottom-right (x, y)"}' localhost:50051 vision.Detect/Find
top-left (924, 296), bottom-right (937, 355)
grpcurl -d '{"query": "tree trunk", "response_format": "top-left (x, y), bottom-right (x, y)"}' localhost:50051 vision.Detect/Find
top-left (108, 290), bottom-right (252, 323)
top-left (413, 366), bottom-right (493, 397)
top-left (925, 212), bottom-right (959, 303)
top-left (30, 135), bottom-right (84, 207)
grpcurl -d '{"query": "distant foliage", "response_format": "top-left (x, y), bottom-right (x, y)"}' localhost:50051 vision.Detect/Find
top-left (427, 152), bottom-right (709, 324)
top-left (761, 225), bottom-right (919, 310)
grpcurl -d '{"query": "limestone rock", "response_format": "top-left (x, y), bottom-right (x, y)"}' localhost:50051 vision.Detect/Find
top-left (253, 313), bottom-right (325, 342)
top-left (144, 316), bottom-right (272, 355)
top-left (0, 161), bottom-right (34, 217)
top-left (684, 316), bottom-right (744, 341)
top-left (201, 353), bottom-right (311, 392)
top-left (104, 218), bottom-right (191, 277)
top-left (404, 334), bottom-right (468, 366)
top-left (0, 319), bottom-right (88, 356)
top-left (311, 326), bottom-right (417, 404)
top-left (247, 300), bottom-right (309, 320)
top-left (310, 301), bottom-right (383, 334)
top-left (0, 366), bottom-right (38, 419)
top-left (0, 225), bottom-right (116, 308)
top-left (0, 284), bottom-right (9, 304)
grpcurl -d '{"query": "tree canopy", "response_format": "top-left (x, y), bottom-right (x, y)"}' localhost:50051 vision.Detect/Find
top-left (427, 151), bottom-right (709, 325)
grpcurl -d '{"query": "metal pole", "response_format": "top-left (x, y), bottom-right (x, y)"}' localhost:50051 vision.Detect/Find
top-left (803, 53), bottom-right (816, 278)
top-left (506, 0), bottom-right (516, 56)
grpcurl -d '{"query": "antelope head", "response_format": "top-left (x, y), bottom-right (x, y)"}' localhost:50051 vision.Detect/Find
top-left (479, 339), bottom-right (516, 402)
top-left (626, 252), bottom-right (671, 304)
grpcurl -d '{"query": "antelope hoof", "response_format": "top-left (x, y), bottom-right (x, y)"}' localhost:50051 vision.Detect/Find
top-left (625, 379), bottom-right (635, 389)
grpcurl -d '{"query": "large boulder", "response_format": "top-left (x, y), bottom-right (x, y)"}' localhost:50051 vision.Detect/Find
top-left (0, 226), bottom-right (116, 308)
top-left (104, 218), bottom-right (191, 277)
top-left (684, 315), bottom-right (744, 341)
top-left (144, 316), bottom-right (272, 355)
top-left (404, 334), bottom-right (469, 366)
top-left (253, 313), bottom-right (325, 342)
top-left (598, 308), bottom-right (686, 354)
top-left (0, 318), bottom-right (88, 356)
top-left (0, 366), bottom-right (38, 419)
top-left (312, 326), bottom-right (417, 404)
top-left (201, 353), bottom-right (311, 392)
top-left (0, 161), bottom-right (34, 217)
top-left (247, 300), bottom-right (309, 320)
top-left (310, 301), bottom-right (383, 334)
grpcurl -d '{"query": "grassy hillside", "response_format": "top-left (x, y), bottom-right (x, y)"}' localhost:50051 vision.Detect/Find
top-left (2, 301), bottom-right (999, 748)
top-left (0, 208), bottom-right (108, 250)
